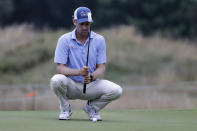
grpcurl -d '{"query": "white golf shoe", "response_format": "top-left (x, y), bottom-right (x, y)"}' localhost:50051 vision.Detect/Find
top-left (59, 105), bottom-right (72, 120)
top-left (84, 102), bottom-right (102, 121)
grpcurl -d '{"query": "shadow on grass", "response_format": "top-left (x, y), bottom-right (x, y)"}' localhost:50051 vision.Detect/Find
top-left (56, 118), bottom-right (121, 123)
top-left (61, 118), bottom-right (90, 122)
top-left (40, 114), bottom-right (124, 123)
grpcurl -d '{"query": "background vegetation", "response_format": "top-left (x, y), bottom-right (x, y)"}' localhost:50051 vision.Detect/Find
top-left (1, 25), bottom-right (197, 85)
top-left (1, 0), bottom-right (197, 38)
top-left (1, 1), bottom-right (197, 85)
top-left (1, 1), bottom-right (197, 112)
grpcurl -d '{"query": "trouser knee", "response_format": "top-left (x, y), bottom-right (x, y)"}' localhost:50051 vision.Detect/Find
top-left (50, 74), bottom-right (68, 91)
top-left (107, 86), bottom-right (122, 101)
top-left (112, 86), bottom-right (123, 100)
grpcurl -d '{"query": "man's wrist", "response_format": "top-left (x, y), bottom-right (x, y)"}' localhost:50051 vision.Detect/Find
top-left (78, 69), bottom-right (82, 76)
top-left (90, 75), bottom-right (94, 81)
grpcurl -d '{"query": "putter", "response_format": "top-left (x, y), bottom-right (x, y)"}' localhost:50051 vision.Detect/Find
top-left (83, 27), bottom-right (91, 94)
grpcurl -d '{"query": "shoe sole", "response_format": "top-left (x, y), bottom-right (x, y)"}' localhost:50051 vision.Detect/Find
top-left (90, 118), bottom-right (102, 121)
top-left (59, 118), bottom-right (70, 120)
top-left (59, 112), bottom-right (72, 120)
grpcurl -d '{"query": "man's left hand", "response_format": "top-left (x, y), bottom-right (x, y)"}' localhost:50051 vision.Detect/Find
top-left (83, 75), bottom-right (91, 84)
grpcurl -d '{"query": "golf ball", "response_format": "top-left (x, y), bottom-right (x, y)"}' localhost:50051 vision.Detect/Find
top-left (92, 118), bottom-right (97, 122)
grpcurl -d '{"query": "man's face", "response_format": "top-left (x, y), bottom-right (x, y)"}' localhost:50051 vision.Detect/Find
top-left (74, 20), bottom-right (91, 36)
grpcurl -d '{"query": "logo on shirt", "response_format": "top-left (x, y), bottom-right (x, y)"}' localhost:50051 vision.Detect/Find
top-left (69, 45), bottom-right (74, 48)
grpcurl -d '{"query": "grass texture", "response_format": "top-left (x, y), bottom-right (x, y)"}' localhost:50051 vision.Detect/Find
top-left (0, 109), bottom-right (197, 131)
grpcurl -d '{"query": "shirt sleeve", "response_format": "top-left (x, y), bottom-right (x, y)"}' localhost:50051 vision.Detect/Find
top-left (97, 36), bottom-right (106, 64)
top-left (54, 36), bottom-right (69, 64)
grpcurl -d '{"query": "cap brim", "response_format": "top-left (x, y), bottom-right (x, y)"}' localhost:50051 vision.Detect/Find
top-left (77, 18), bottom-right (93, 23)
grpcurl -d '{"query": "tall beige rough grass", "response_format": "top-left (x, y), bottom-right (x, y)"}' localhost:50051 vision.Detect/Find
top-left (1, 25), bottom-right (197, 85)
top-left (99, 25), bottom-right (197, 85)
top-left (0, 24), bottom-right (41, 55)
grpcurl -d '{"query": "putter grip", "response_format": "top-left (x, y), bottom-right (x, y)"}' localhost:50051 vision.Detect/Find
top-left (83, 83), bottom-right (86, 93)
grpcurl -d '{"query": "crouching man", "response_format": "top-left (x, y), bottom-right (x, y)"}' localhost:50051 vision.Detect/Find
top-left (50, 7), bottom-right (122, 122)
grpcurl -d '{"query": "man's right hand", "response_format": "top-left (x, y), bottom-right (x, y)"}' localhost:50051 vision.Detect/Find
top-left (80, 66), bottom-right (89, 76)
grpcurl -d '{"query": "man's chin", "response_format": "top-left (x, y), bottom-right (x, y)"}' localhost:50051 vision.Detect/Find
top-left (82, 32), bottom-right (88, 36)
top-left (82, 30), bottom-right (88, 33)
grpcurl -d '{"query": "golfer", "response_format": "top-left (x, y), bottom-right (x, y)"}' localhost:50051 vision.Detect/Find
top-left (50, 7), bottom-right (122, 121)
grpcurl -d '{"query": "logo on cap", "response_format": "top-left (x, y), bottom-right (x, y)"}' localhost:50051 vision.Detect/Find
top-left (80, 11), bottom-right (87, 17)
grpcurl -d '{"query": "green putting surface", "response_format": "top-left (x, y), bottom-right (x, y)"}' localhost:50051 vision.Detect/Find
top-left (0, 109), bottom-right (197, 131)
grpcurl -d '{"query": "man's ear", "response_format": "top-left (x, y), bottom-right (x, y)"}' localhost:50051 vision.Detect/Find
top-left (73, 19), bottom-right (77, 26)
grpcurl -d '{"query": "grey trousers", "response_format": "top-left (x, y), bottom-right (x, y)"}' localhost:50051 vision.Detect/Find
top-left (50, 74), bottom-right (122, 112)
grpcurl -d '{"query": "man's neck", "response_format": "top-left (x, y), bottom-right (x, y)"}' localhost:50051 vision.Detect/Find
top-left (76, 32), bottom-right (88, 44)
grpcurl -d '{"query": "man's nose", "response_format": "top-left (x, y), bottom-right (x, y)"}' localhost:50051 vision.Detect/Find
top-left (82, 25), bottom-right (88, 29)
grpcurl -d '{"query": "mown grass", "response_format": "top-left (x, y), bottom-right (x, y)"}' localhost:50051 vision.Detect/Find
top-left (0, 110), bottom-right (197, 131)
top-left (1, 25), bottom-right (197, 85)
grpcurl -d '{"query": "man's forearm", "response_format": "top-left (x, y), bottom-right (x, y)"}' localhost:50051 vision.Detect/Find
top-left (56, 64), bottom-right (81, 76)
top-left (91, 65), bottom-right (105, 80)
top-left (56, 63), bottom-right (105, 81)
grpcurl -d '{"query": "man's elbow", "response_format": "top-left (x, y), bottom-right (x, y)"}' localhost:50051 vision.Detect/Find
top-left (56, 64), bottom-right (64, 74)
top-left (56, 66), bottom-right (61, 74)
top-left (100, 64), bottom-right (105, 74)
top-left (102, 66), bottom-right (106, 73)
